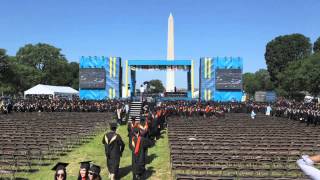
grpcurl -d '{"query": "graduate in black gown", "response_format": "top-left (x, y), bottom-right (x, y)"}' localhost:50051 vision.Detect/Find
top-left (102, 122), bottom-right (125, 180)
top-left (52, 162), bottom-right (68, 180)
top-left (130, 128), bottom-right (154, 180)
top-left (78, 161), bottom-right (91, 180)
top-left (149, 111), bottom-right (160, 140)
top-left (128, 117), bottom-right (136, 136)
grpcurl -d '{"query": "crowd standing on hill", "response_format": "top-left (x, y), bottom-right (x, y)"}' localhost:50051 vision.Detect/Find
top-left (12, 98), bottom-right (125, 113)
top-left (271, 100), bottom-right (320, 126)
top-left (3, 96), bottom-right (320, 129)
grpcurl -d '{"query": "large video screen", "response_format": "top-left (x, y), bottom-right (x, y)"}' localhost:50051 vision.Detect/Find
top-left (215, 69), bottom-right (242, 90)
top-left (164, 92), bottom-right (188, 97)
top-left (79, 68), bottom-right (106, 89)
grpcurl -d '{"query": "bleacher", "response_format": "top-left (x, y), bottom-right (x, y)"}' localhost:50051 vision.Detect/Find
top-left (0, 112), bottom-right (111, 177)
top-left (168, 113), bottom-right (316, 179)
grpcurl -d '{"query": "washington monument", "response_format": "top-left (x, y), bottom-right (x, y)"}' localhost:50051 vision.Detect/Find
top-left (166, 13), bottom-right (175, 92)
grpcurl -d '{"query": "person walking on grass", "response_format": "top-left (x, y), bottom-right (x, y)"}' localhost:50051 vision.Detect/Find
top-left (130, 127), bottom-right (154, 180)
top-left (102, 122), bottom-right (125, 180)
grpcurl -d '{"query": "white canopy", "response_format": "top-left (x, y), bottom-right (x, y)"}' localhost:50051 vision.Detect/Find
top-left (24, 84), bottom-right (78, 98)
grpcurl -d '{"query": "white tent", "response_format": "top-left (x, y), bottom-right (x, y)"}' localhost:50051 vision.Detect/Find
top-left (24, 84), bottom-right (78, 99)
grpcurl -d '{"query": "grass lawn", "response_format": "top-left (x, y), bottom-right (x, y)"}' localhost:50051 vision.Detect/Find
top-left (7, 125), bottom-right (171, 180)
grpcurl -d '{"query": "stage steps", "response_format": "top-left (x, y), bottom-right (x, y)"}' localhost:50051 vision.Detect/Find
top-left (129, 101), bottom-right (142, 121)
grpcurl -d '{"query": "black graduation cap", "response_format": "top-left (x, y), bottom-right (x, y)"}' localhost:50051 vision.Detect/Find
top-left (109, 122), bottom-right (117, 129)
top-left (51, 162), bottom-right (69, 171)
top-left (89, 164), bottom-right (101, 174)
top-left (80, 161), bottom-right (91, 170)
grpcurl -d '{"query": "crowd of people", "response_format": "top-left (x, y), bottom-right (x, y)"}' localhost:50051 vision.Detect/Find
top-left (50, 104), bottom-right (168, 180)
top-left (4, 96), bottom-right (320, 128)
top-left (3, 95), bottom-right (320, 179)
top-left (46, 99), bottom-right (272, 180)
top-left (4, 95), bottom-right (320, 132)
top-left (11, 98), bottom-right (125, 113)
top-left (271, 100), bottom-right (320, 126)
top-left (52, 161), bottom-right (102, 180)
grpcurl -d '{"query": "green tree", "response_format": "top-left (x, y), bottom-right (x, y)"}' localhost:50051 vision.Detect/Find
top-left (67, 62), bottom-right (79, 90)
top-left (265, 34), bottom-right (312, 86)
top-left (16, 43), bottom-right (71, 87)
top-left (277, 60), bottom-right (305, 97)
top-left (0, 54), bottom-right (35, 94)
top-left (0, 49), bottom-right (12, 94)
top-left (254, 69), bottom-right (274, 91)
top-left (148, 79), bottom-right (165, 93)
top-left (314, 37), bottom-right (320, 54)
top-left (6, 57), bottom-right (43, 94)
top-left (242, 72), bottom-right (259, 97)
top-left (242, 69), bottom-right (275, 97)
top-left (301, 53), bottom-right (320, 96)
top-left (0, 44), bottom-right (78, 95)
top-left (16, 43), bottom-right (66, 70)
top-left (276, 53), bottom-right (320, 98)
top-left (0, 49), bottom-right (8, 77)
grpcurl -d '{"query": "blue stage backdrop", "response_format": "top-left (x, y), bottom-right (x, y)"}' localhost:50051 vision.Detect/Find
top-left (199, 57), bottom-right (243, 102)
top-left (79, 56), bottom-right (122, 100)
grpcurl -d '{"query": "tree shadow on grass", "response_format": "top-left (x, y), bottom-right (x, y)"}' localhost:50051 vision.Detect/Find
top-left (118, 165), bottom-right (132, 179)
top-left (144, 166), bottom-right (155, 179)
top-left (160, 130), bottom-right (166, 135)
top-left (146, 153), bottom-right (158, 164)
top-left (156, 134), bottom-right (164, 140)
top-left (118, 160), bottom-right (156, 180)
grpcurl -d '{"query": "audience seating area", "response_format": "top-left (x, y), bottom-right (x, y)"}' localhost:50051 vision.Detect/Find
top-left (0, 112), bottom-right (110, 178)
top-left (168, 113), bottom-right (316, 179)
top-left (2, 111), bottom-right (319, 179)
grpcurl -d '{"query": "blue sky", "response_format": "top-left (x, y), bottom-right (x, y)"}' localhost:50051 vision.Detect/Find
top-left (1, 0), bottom-right (319, 88)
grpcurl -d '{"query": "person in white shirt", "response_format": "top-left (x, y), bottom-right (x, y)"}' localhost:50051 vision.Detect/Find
top-left (125, 103), bottom-right (129, 122)
top-left (116, 105), bottom-right (122, 124)
top-left (297, 154), bottom-right (320, 180)
top-left (251, 110), bottom-right (256, 119)
top-left (140, 85), bottom-right (145, 102)
top-left (266, 105), bottom-right (272, 116)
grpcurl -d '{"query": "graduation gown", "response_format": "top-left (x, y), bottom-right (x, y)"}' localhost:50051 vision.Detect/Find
top-left (131, 136), bottom-right (154, 175)
top-left (77, 176), bottom-right (89, 180)
top-left (149, 117), bottom-right (159, 138)
top-left (102, 131), bottom-right (125, 175)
